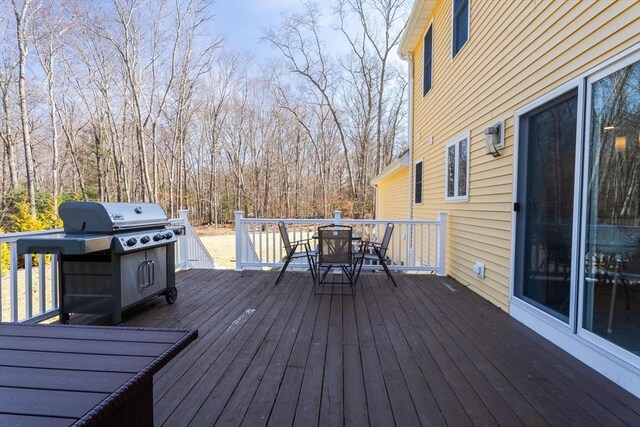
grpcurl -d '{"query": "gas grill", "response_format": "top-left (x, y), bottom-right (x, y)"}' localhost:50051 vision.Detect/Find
top-left (17, 202), bottom-right (180, 324)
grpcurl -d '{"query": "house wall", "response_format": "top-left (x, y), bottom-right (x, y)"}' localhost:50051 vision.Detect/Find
top-left (374, 166), bottom-right (410, 266)
top-left (375, 167), bottom-right (409, 220)
top-left (409, 0), bottom-right (640, 311)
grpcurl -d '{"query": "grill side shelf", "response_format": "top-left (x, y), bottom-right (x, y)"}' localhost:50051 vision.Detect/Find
top-left (16, 236), bottom-right (112, 255)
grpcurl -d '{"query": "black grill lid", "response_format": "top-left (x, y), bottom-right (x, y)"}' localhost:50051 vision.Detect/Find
top-left (59, 202), bottom-right (169, 234)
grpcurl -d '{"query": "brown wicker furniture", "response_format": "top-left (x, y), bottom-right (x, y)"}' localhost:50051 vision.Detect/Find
top-left (0, 323), bottom-right (197, 426)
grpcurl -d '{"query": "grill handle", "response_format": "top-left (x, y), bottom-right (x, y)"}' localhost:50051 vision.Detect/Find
top-left (138, 260), bottom-right (155, 289)
top-left (147, 259), bottom-right (155, 287)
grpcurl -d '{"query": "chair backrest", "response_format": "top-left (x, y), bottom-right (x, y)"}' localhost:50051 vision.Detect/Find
top-left (278, 222), bottom-right (294, 257)
top-left (318, 224), bottom-right (352, 265)
top-left (378, 223), bottom-right (394, 257)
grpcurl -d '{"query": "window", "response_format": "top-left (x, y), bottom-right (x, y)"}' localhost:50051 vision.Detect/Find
top-left (452, 0), bottom-right (469, 58)
top-left (445, 132), bottom-right (469, 201)
top-left (414, 161), bottom-right (423, 204)
top-left (423, 25), bottom-right (433, 96)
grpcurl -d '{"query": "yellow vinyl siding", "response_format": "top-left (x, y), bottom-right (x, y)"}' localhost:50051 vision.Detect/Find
top-left (410, 0), bottom-right (640, 311)
top-left (375, 166), bottom-right (410, 267)
top-left (375, 167), bottom-right (409, 220)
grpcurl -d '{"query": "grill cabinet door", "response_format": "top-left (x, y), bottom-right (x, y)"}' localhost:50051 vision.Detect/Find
top-left (119, 247), bottom-right (167, 308)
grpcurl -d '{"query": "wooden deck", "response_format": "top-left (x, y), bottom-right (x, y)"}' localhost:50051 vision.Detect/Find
top-left (73, 269), bottom-right (640, 426)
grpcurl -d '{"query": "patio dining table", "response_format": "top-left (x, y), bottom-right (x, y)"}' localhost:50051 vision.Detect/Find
top-left (0, 323), bottom-right (197, 426)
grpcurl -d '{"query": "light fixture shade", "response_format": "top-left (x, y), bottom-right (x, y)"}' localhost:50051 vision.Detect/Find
top-left (484, 125), bottom-right (501, 157)
top-left (614, 135), bottom-right (627, 152)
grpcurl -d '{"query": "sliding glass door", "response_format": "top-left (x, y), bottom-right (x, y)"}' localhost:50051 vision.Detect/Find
top-left (515, 91), bottom-right (578, 323)
top-left (581, 57), bottom-right (640, 356)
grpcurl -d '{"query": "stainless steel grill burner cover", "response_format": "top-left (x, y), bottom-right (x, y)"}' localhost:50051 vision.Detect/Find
top-left (17, 201), bottom-right (181, 324)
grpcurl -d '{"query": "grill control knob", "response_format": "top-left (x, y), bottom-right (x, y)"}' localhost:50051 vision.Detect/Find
top-left (153, 233), bottom-right (163, 242)
top-left (164, 232), bottom-right (173, 239)
top-left (126, 238), bottom-right (137, 247)
top-left (140, 235), bottom-right (150, 244)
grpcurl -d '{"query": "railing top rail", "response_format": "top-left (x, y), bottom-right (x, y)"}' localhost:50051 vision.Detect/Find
top-left (0, 228), bottom-right (64, 243)
top-left (238, 218), bottom-right (440, 225)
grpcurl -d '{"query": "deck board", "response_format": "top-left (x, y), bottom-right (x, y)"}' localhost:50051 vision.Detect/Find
top-left (66, 269), bottom-right (640, 426)
top-left (430, 276), bottom-right (640, 425)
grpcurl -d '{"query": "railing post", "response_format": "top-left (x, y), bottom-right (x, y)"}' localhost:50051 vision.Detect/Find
top-left (333, 210), bottom-right (342, 224)
top-left (25, 254), bottom-right (32, 319)
top-left (408, 223), bottom-right (415, 267)
top-left (52, 254), bottom-right (58, 309)
top-left (10, 242), bottom-right (18, 322)
top-left (437, 212), bottom-right (447, 276)
top-left (234, 211), bottom-right (244, 271)
top-left (178, 209), bottom-right (190, 270)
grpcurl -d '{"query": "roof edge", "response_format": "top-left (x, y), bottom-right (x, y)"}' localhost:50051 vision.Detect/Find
top-left (371, 150), bottom-right (411, 185)
top-left (398, 0), bottom-right (437, 56)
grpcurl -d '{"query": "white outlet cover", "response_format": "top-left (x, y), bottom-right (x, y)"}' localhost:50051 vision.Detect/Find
top-left (473, 262), bottom-right (485, 279)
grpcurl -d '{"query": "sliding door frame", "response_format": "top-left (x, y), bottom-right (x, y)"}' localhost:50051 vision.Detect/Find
top-left (510, 78), bottom-right (585, 333)
top-left (576, 48), bottom-right (640, 368)
top-left (510, 43), bottom-right (640, 398)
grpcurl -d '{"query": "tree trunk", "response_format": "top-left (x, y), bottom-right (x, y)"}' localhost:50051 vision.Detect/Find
top-left (13, 0), bottom-right (37, 217)
top-left (0, 82), bottom-right (18, 189)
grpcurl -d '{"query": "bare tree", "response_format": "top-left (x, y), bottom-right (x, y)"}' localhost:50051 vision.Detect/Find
top-left (337, 0), bottom-right (408, 174)
top-left (0, 52), bottom-right (19, 190)
top-left (264, 3), bottom-right (357, 201)
top-left (264, 1), bottom-right (408, 217)
top-left (0, 0), bottom-right (409, 226)
top-left (32, 1), bottom-right (67, 208)
top-left (11, 0), bottom-right (39, 216)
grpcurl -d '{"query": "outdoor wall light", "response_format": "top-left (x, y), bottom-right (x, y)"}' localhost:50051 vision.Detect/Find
top-left (484, 120), bottom-right (504, 157)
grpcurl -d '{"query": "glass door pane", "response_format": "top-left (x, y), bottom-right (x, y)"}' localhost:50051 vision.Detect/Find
top-left (516, 92), bottom-right (578, 322)
top-left (583, 59), bottom-right (640, 355)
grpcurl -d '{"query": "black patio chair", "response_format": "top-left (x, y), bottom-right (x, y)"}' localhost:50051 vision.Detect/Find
top-left (315, 224), bottom-right (357, 295)
top-left (275, 221), bottom-right (316, 285)
top-left (354, 222), bottom-right (397, 287)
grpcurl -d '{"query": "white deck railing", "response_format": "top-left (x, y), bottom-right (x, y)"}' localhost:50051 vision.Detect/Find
top-left (235, 211), bottom-right (447, 275)
top-left (172, 210), bottom-right (216, 270)
top-left (0, 210), bottom-right (213, 323)
top-left (0, 229), bottom-right (63, 324)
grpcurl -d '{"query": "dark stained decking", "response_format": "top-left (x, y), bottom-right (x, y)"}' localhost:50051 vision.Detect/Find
top-left (72, 269), bottom-right (640, 426)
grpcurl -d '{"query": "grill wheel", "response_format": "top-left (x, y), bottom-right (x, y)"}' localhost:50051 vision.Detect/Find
top-left (165, 286), bottom-right (178, 304)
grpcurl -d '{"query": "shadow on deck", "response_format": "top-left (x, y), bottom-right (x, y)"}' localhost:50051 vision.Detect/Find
top-left (71, 269), bottom-right (640, 426)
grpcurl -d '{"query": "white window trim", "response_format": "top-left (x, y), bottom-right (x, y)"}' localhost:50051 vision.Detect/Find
top-left (414, 159), bottom-right (424, 205)
top-left (444, 131), bottom-right (470, 202)
top-left (451, 0), bottom-right (470, 59)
